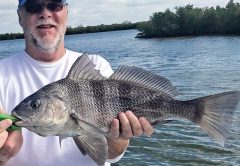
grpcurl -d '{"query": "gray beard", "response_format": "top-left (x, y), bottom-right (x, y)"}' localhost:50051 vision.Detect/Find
top-left (24, 25), bottom-right (66, 54)
top-left (31, 33), bottom-right (63, 53)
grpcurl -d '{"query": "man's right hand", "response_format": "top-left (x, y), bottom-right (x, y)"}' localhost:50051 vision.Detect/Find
top-left (0, 120), bottom-right (12, 148)
top-left (0, 109), bottom-right (23, 163)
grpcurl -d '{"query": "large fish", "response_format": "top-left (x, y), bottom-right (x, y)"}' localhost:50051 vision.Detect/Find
top-left (12, 55), bottom-right (240, 166)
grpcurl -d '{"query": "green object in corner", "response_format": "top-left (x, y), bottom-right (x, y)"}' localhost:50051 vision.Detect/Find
top-left (0, 113), bottom-right (21, 131)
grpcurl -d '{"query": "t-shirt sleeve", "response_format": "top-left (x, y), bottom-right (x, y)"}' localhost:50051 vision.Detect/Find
top-left (87, 54), bottom-right (114, 78)
top-left (106, 150), bottom-right (126, 163)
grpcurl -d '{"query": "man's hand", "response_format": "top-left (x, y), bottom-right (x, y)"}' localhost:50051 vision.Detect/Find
top-left (0, 130), bottom-right (23, 162)
top-left (0, 109), bottom-right (23, 163)
top-left (107, 111), bottom-right (153, 159)
top-left (110, 111), bottom-right (153, 139)
top-left (0, 120), bottom-right (12, 148)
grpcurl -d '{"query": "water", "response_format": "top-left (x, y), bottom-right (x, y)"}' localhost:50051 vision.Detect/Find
top-left (1, 30), bottom-right (240, 166)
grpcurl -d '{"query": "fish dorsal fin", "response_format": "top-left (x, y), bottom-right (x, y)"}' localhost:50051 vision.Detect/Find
top-left (109, 65), bottom-right (177, 97)
top-left (67, 53), bottom-right (106, 80)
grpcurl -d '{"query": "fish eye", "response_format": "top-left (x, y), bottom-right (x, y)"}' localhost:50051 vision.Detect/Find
top-left (30, 100), bottom-right (41, 109)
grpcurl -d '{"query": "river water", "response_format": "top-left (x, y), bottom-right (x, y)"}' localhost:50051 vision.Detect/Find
top-left (0, 30), bottom-right (240, 166)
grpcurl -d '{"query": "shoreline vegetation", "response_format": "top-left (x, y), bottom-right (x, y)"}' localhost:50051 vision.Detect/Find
top-left (0, 0), bottom-right (239, 41)
top-left (0, 21), bottom-right (138, 41)
top-left (136, 0), bottom-right (240, 38)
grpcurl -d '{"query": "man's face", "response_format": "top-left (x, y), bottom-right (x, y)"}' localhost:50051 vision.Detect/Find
top-left (18, 0), bottom-right (68, 53)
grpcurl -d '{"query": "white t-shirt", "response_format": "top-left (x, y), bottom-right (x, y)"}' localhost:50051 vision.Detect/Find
top-left (0, 50), bottom-right (123, 166)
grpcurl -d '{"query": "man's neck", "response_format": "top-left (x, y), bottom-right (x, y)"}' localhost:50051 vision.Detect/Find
top-left (25, 43), bottom-right (66, 63)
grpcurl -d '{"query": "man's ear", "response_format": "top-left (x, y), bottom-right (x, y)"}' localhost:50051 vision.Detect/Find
top-left (17, 9), bottom-right (23, 27)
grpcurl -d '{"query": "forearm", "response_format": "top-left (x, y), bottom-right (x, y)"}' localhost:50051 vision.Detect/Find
top-left (107, 138), bottom-right (129, 160)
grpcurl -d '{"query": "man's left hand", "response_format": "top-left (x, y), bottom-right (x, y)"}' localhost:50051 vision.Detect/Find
top-left (107, 111), bottom-right (153, 160)
top-left (109, 111), bottom-right (153, 139)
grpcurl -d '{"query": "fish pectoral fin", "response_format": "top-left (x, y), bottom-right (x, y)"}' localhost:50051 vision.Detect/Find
top-left (70, 113), bottom-right (106, 135)
top-left (73, 134), bottom-right (108, 166)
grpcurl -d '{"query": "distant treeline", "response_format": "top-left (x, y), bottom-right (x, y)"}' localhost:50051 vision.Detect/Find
top-left (66, 21), bottom-right (137, 35)
top-left (0, 22), bottom-right (137, 41)
top-left (136, 0), bottom-right (240, 38)
top-left (0, 33), bottom-right (24, 41)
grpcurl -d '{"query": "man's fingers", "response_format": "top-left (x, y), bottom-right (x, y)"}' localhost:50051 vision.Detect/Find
top-left (118, 112), bottom-right (133, 139)
top-left (5, 131), bottom-right (22, 157)
top-left (0, 131), bottom-right (8, 148)
top-left (5, 131), bottom-right (23, 148)
top-left (0, 120), bottom-right (12, 133)
top-left (109, 112), bottom-right (154, 140)
top-left (12, 134), bottom-right (23, 157)
top-left (139, 117), bottom-right (153, 136)
top-left (109, 119), bottom-right (120, 139)
top-left (0, 130), bottom-right (23, 161)
top-left (125, 111), bottom-right (143, 137)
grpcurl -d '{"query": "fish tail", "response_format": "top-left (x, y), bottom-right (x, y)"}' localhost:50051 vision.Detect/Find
top-left (191, 91), bottom-right (240, 146)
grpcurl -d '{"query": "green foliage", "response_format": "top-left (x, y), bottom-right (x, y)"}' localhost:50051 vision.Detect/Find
top-left (66, 22), bottom-right (137, 35)
top-left (136, 0), bottom-right (240, 38)
top-left (0, 21), bottom-right (137, 41)
top-left (0, 33), bottom-right (24, 40)
top-left (151, 9), bottom-right (178, 36)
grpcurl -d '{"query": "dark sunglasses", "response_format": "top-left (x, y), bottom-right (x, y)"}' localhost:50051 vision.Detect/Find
top-left (24, 1), bottom-right (68, 14)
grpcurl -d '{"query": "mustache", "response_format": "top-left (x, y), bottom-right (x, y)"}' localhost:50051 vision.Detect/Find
top-left (35, 20), bottom-right (57, 27)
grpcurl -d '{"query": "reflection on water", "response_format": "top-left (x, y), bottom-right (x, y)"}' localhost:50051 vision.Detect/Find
top-left (1, 30), bottom-right (240, 166)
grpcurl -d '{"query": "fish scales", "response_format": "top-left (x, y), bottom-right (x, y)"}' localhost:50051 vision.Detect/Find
top-left (55, 78), bottom-right (198, 132)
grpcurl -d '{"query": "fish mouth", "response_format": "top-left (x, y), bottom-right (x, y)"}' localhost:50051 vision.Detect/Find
top-left (11, 112), bottom-right (34, 127)
top-left (14, 120), bottom-right (34, 127)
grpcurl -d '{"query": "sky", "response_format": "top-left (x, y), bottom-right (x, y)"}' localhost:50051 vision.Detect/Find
top-left (0, 0), bottom-right (239, 34)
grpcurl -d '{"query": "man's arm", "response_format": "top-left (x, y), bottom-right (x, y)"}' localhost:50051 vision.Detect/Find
top-left (107, 111), bottom-right (153, 160)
